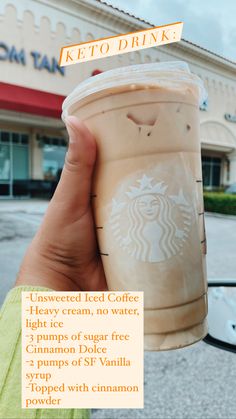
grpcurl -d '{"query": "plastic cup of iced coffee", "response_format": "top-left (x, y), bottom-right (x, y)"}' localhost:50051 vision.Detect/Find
top-left (62, 61), bottom-right (208, 351)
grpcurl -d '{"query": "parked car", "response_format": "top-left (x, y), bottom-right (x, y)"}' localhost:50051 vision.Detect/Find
top-left (204, 279), bottom-right (236, 353)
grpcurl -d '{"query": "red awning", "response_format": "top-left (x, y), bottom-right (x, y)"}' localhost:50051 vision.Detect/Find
top-left (0, 82), bottom-right (65, 119)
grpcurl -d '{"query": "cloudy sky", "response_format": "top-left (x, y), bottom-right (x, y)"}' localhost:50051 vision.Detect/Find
top-left (101, 0), bottom-right (236, 62)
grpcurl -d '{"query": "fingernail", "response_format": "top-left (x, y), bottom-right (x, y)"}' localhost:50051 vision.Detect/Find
top-left (65, 116), bottom-right (77, 143)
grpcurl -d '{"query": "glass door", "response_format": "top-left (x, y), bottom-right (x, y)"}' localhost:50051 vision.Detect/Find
top-left (202, 156), bottom-right (222, 190)
top-left (0, 133), bottom-right (12, 197)
top-left (0, 131), bottom-right (29, 198)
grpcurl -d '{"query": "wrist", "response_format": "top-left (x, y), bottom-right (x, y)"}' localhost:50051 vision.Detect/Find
top-left (15, 249), bottom-right (78, 291)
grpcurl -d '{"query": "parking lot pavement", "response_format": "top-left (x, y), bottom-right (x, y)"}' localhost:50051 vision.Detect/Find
top-left (0, 200), bottom-right (48, 301)
top-left (205, 213), bottom-right (236, 280)
top-left (0, 211), bottom-right (43, 303)
top-left (1, 205), bottom-right (235, 303)
top-left (0, 199), bottom-right (49, 215)
top-left (92, 341), bottom-right (236, 419)
top-left (0, 203), bottom-right (236, 419)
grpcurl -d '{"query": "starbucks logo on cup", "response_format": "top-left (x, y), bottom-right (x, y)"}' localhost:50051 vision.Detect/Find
top-left (109, 174), bottom-right (192, 263)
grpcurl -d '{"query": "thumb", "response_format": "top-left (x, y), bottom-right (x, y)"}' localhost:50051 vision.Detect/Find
top-left (51, 115), bottom-right (97, 218)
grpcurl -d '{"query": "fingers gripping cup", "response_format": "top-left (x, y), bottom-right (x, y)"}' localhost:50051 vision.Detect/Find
top-left (62, 62), bottom-right (208, 351)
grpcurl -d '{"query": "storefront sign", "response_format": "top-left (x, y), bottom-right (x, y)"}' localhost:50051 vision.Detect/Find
top-left (0, 42), bottom-right (65, 76)
top-left (225, 113), bottom-right (236, 123)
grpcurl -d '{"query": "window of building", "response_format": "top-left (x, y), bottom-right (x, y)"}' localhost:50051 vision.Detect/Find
top-left (0, 144), bottom-right (10, 180)
top-left (13, 144), bottom-right (29, 180)
top-left (202, 156), bottom-right (221, 189)
top-left (40, 136), bottom-right (67, 181)
top-left (0, 132), bottom-right (29, 179)
top-left (0, 130), bottom-right (29, 196)
top-left (200, 98), bottom-right (208, 111)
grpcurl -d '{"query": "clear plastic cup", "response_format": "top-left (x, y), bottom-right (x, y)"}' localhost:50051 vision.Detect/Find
top-left (62, 62), bottom-right (208, 351)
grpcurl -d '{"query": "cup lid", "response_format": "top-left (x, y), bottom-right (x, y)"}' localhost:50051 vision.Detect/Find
top-left (62, 61), bottom-right (207, 120)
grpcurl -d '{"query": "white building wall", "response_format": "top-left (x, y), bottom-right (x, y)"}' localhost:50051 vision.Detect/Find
top-left (0, 0), bottom-right (236, 186)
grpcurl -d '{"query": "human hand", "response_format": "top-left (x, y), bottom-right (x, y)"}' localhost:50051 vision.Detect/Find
top-left (16, 116), bottom-right (107, 292)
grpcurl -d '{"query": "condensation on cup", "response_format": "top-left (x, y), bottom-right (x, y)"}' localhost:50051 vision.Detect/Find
top-left (62, 62), bottom-right (208, 351)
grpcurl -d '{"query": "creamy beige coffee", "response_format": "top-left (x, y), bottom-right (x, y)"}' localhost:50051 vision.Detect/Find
top-left (62, 62), bottom-right (208, 351)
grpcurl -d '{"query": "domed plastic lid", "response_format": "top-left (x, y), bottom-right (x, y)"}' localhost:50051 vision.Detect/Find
top-left (62, 61), bottom-right (207, 120)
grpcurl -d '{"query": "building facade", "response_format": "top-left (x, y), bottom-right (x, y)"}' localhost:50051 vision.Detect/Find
top-left (0, 0), bottom-right (236, 198)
